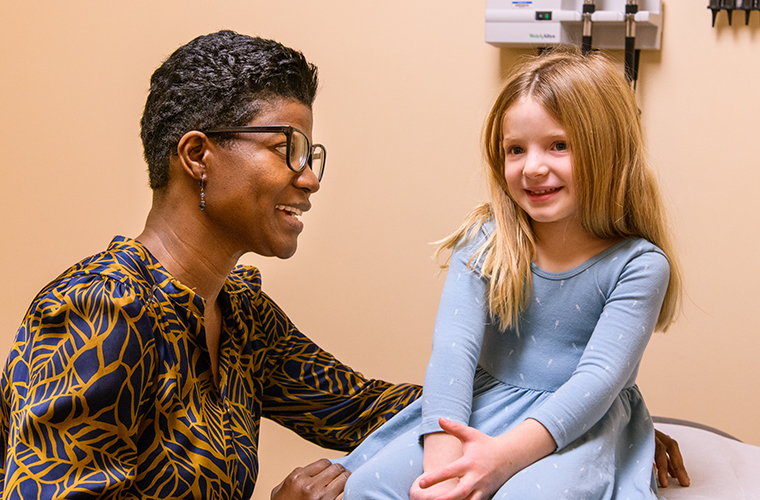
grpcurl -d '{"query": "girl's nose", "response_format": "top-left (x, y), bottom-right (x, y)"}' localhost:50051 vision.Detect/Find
top-left (522, 151), bottom-right (549, 178)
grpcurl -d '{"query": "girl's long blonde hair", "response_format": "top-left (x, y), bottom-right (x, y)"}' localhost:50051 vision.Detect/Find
top-left (436, 48), bottom-right (681, 332)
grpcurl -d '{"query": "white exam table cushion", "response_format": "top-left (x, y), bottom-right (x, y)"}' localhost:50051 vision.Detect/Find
top-left (655, 421), bottom-right (760, 500)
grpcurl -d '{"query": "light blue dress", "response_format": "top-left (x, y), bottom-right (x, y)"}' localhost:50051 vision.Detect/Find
top-left (336, 221), bottom-right (670, 500)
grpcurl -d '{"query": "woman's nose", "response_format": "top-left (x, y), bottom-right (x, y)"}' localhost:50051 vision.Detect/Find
top-left (295, 165), bottom-right (320, 193)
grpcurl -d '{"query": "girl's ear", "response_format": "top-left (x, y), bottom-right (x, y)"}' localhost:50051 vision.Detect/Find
top-left (176, 130), bottom-right (210, 182)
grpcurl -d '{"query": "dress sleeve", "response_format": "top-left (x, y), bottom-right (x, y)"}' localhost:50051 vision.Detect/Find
top-left (419, 228), bottom-right (490, 436)
top-left (527, 249), bottom-right (670, 450)
top-left (258, 293), bottom-right (421, 452)
top-left (0, 276), bottom-right (158, 500)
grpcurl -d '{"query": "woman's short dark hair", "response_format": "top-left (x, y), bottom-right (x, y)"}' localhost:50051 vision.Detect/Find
top-left (140, 30), bottom-right (319, 189)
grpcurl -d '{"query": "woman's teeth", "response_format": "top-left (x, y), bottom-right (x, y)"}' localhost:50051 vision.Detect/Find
top-left (276, 205), bottom-right (303, 217)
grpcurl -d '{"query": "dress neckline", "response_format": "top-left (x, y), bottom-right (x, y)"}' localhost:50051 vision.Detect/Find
top-left (530, 238), bottom-right (635, 280)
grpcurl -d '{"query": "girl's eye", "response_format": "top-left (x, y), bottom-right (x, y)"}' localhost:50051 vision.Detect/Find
top-left (554, 141), bottom-right (568, 151)
top-left (507, 145), bottom-right (524, 155)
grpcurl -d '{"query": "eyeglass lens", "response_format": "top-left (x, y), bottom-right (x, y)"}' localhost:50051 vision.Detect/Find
top-left (310, 145), bottom-right (325, 181)
top-left (291, 129), bottom-right (325, 181)
top-left (290, 130), bottom-right (309, 170)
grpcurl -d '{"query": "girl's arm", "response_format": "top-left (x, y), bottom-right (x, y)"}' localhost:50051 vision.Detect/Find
top-left (413, 226), bottom-right (491, 497)
top-left (410, 432), bottom-right (464, 500)
top-left (527, 248), bottom-right (671, 450)
top-left (419, 227), bottom-right (490, 436)
top-left (422, 432), bottom-right (463, 473)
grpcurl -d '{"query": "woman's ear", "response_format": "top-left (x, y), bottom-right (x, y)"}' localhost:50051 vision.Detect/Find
top-left (176, 130), bottom-right (210, 182)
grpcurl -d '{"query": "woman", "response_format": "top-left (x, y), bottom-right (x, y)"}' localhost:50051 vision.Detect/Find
top-left (0, 30), bottom-right (420, 500)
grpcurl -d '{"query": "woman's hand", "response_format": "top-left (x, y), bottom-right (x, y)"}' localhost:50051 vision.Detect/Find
top-left (654, 429), bottom-right (690, 488)
top-left (415, 418), bottom-right (556, 500)
top-left (271, 458), bottom-right (350, 500)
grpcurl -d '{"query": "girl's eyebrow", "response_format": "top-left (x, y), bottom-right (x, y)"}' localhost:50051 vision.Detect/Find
top-left (502, 131), bottom-right (567, 143)
top-left (502, 135), bottom-right (519, 147)
top-left (542, 128), bottom-right (568, 138)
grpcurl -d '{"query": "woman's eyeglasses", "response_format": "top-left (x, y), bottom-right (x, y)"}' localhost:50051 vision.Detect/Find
top-left (203, 125), bottom-right (326, 181)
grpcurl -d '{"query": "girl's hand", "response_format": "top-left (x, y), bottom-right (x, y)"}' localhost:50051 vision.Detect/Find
top-left (413, 430), bottom-right (463, 500)
top-left (416, 418), bottom-right (514, 500)
top-left (416, 417), bottom-right (556, 500)
top-left (410, 471), bottom-right (459, 500)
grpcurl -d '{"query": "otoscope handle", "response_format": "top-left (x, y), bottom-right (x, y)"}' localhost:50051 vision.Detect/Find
top-left (723, 0), bottom-right (736, 25)
top-left (743, 0), bottom-right (757, 24)
top-left (582, 35), bottom-right (593, 55)
top-left (624, 37), bottom-right (636, 83)
top-left (624, 1), bottom-right (637, 85)
top-left (582, 2), bottom-right (595, 55)
top-left (709, 0), bottom-right (721, 26)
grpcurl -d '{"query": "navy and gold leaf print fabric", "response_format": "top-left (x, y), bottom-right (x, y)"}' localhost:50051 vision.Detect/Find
top-left (0, 237), bottom-right (421, 499)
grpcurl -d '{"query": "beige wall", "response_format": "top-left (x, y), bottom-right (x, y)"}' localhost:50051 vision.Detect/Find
top-left (1, 1), bottom-right (758, 498)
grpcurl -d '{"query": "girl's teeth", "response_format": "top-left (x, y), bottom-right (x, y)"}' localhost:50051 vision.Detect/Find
top-left (530, 188), bottom-right (558, 195)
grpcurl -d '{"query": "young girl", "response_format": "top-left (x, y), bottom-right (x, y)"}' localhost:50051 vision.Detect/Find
top-left (335, 48), bottom-right (681, 500)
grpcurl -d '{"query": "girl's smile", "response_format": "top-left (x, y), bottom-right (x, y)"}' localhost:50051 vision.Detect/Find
top-left (524, 186), bottom-right (564, 201)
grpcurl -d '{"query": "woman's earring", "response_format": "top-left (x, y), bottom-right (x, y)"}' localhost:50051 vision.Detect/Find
top-left (199, 169), bottom-right (207, 211)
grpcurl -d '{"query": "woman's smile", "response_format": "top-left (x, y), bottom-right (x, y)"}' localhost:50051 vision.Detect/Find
top-left (276, 204), bottom-right (307, 231)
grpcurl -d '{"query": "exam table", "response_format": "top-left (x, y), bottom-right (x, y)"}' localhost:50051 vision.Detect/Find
top-left (653, 417), bottom-right (760, 499)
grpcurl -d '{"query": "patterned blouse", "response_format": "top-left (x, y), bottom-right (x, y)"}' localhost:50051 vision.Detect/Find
top-left (0, 237), bottom-right (421, 500)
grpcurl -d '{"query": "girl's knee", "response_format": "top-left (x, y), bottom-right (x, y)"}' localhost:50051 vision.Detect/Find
top-left (342, 459), bottom-right (421, 500)
top-left (343, 465), bottom-right (375, 499)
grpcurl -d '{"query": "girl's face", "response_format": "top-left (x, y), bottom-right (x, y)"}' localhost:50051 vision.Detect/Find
top-left (502, 97), bottom-right (577, 229)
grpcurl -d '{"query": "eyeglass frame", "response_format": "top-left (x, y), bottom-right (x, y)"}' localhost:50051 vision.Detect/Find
top-left (202, 125), bottom-right (326, 181)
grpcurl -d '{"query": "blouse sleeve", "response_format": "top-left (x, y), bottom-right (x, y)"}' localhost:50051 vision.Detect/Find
top-left (0, 275), bottom-right (157, 500)
top-left (527, 249), bottom-right (670, 450)
top-left (419, 227), bottom-right (490, 436)
top-left (257, 292), bottom-right (421, 452)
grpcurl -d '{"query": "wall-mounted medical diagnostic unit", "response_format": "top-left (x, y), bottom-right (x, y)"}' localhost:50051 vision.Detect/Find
top-left (485, 0), bottom-right (661, 50)
top-left (485, 0), bottom-right (662, 86)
